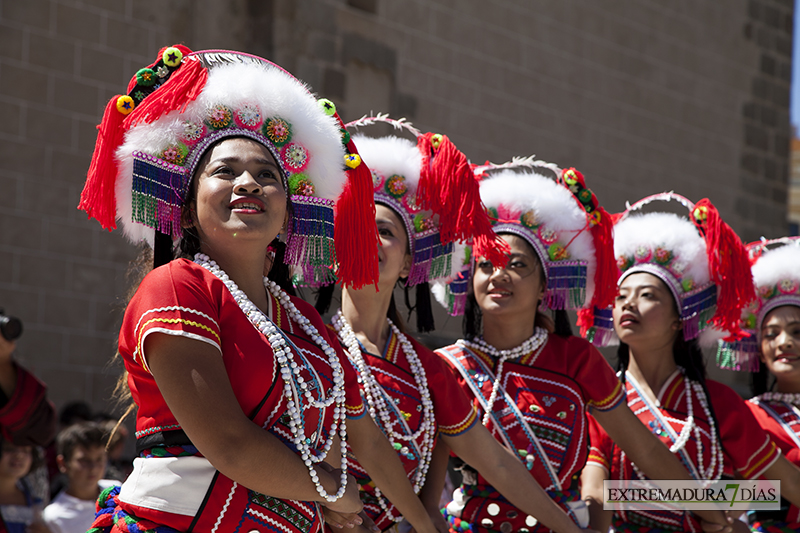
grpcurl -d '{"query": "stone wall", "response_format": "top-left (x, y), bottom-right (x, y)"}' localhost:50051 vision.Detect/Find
top-left (0, 0), bottom-right (790, 413)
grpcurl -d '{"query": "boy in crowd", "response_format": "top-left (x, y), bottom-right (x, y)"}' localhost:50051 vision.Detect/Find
top-left (42, 423), bottom-right (117, 533)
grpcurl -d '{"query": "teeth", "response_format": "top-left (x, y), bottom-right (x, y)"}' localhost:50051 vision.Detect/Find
top-left (233, 203), bottom-right (262, 210)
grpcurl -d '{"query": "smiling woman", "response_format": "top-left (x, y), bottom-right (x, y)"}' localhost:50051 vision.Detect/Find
top-left (718, 238), bottom-right (800, 531)
top-left (73, 46), bottom-right (451, 533)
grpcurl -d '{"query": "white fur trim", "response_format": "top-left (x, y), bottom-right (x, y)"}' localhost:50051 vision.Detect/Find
top-left (479, 169), bottom-right (597, 305)
top-left (614, 212), bottom-right (710, 287)
top-left (752, 244), bottom-right (800, 289)
top-left (353, 135), bottom-right (422, 192)
top-left (115, 59), bottom-right (346, 245)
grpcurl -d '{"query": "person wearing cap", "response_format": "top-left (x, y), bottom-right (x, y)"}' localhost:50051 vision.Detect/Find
top-left (433, 170), bottom-right (733, 533)
top-left (579, 194), bottom-right (800, 532)
top-left (321, 122), bottom-right (600, 533)
top-left (77, 46), bottom-right (443, 533)
top-left (717, 238), bottom-right (800, 532)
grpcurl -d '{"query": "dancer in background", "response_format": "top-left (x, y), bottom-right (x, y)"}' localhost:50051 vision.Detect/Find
top-left (434, 169), bottom-right (733, 533)
top-left (718, 237), bottom-right (800, 532)
top-left (322, 119), bottom-right (600, 533)
top-left (78, 46), bottom-right (440, 533)
top-left (580, 194), bottom-right (800, 532)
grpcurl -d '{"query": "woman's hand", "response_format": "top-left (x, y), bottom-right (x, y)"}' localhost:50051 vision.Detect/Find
top-left (322, 508), bottom-right (376, 530)
top-left (319, 471), bottom-right (364, 516)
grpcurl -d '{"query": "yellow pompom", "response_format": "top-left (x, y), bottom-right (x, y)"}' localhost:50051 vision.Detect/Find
top-left (430, 133), bottom-right (443, 149)
top-left (692, 206), bottom-right (708, 223)
top-left (116, 95), bottom-right (135, 115)
top-left (162, 47), bottom-right (183, 67)
top-left (344, 153), bottom-right (361, 169)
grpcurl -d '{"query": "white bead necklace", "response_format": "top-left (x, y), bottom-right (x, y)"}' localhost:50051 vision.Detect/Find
top-left (332, 310), bottom-right (436, 522)
top-left (758, 391), bottom-right (800, 407)
top-left (461, 328), bottom-right (548, 426)
top-left (627, 370), bottom-right (722, 482)
top-left (194, 253), bottom-right (349, 503)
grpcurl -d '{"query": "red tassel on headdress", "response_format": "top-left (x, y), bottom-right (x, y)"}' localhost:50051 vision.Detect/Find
top-left (335, 134), bottom-right (379, 289)
top-left (589, 204), bottom-right (617, 309)
top-left (692, 198), bottom-right (755, 338)
top-left (124, 54), bottom-right (207, 127)
top-left (78, 95), bottom-right (128, 230)
top-left (416, 132), bottom-right (508, 267)
top-left (79, 45), bottom-right (199, 230)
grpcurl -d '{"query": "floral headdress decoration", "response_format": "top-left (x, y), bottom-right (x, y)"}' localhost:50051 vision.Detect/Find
top-left (582, 193), bottom-right (755, 349)
top-left (432, 160), bottom-right (617, 317)
top-left (78, 46), bottom-right (378, 288)
top-left (717, 237), bottom-right (800, 371)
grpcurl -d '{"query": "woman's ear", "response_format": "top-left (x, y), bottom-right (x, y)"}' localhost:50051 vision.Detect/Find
top-left (671, 319), bottom-right (682, 331)
top-left (181, 203), bottom-right (196, 229)
top-left (399, 253), bottom-right (412, 279)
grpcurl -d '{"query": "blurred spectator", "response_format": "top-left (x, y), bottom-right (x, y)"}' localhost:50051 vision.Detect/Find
top-left (0, 439), bottom-right (50, 533)
top-left (42, 423), bottom-right (117, 533)
top-left (0, 321), bottom-right (56, 447)
top-left (57, 404), bottom-right (92, 431)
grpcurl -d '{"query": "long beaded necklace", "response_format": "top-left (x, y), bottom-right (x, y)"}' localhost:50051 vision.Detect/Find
top-left (194, 253), bottom-right (349, 503)
top-left (332, 310), bottom-right (436, 522)
top-left (625, 370), bottom-right (723, 482)
top-left (460, 328), bottom-right (548, 426)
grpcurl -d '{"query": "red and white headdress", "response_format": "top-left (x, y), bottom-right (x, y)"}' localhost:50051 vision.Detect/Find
top-left (346, 115), bottom-right (506, 287)
top-left (582, 193), bottom-right (755, 348)
top-left (433, 161), bottom-right (616, 316)
top-left (717, 237), bottom-right (800, 371)
top-left (78, 46), bottom-right (377, 288)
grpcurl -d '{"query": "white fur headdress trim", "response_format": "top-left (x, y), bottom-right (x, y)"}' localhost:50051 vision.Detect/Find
top-left (115, 59), bottom-right (345, 245)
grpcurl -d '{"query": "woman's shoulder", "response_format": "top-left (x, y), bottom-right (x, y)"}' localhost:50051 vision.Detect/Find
top-left (705, 379), bottom-right (750, 412)
top-left (546, 333), bottom-right (600, 358)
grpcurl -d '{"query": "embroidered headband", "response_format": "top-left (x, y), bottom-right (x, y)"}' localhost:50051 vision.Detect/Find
top-left (717, 237), bottom-right (800, 371)
top-left (78, 46), bottom-right (378, 288)
top-left (581, 193), bottom-right (755, 349)
top-left (432, 160), bottom-right (616, 316)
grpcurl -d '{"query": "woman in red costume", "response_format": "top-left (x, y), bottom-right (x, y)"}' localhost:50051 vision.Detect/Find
top-left (433, 168), bottom-right (733, 533)
top-left (78, 47), bottom-right (441, 533)
top-left (718, 237), bottom-right (800, 532)
top-left (318, 119), bottom-right (600, 533)
top-left (580, 194), bottom-right (800, 533)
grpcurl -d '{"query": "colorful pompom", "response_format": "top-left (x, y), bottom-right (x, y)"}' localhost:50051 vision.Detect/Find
top-left (318, 98), bottom-right (336, 116)
top-left (653, 246), bottom-right (672, 265)
top-left (344, 153), bottom-right (361, 169)
top-left (116, 95), bottom-right (134, 115)
top-left (162, 46), bottom-right (183, 67)
top-left (430, 133), bottom-right (444, 149)
top-left (548, 243), bottom-right (569, 260)
top-left (136, 68), bottom-right (157, 87)
top-left (520, 210), bottom-right (538, 229)
top-left (538, 225), bottom-right (558, 245)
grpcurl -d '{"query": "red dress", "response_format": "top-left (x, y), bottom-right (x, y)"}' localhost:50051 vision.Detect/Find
top-left (437, 334), bottom-right (625, 533)
top-left (587, 371), bottom-right (780, 532)
top-left (100, 259), bottom-right (365, 533)
top-left (331, 326), bottom-right (477, 531)
top-left (746, 397), bottom-right (800, 532)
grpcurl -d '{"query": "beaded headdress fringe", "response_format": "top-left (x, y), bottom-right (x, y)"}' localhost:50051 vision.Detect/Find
top-left (716, 336), bottom-right (760, 372)
top-left (285, 196), bottom-right (336, 286)
top-left (130, 152), bottom-right (189, 237)
top-left (543, 263), bottom-right (587, 310)
top-left (408, 232), bottom-right (454, 286)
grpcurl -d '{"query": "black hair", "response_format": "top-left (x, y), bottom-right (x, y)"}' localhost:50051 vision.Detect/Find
top-left (404, 282), bottom-right (435, 333)
top-left (56, 421), bottom-right (107, 461)
top-left (751, 363), bottom-right (770, 396)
